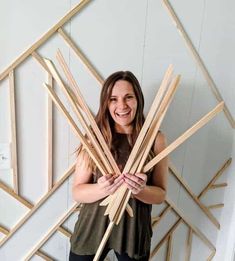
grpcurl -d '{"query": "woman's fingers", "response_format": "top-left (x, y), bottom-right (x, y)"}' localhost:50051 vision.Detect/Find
top-left (123, 173), bottom-right (147, 194)
top-left (97, 174), bottom-right (124, 194)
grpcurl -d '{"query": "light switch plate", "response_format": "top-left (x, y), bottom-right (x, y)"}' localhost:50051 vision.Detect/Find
top-left (0, 143), bottom-right (11, 170)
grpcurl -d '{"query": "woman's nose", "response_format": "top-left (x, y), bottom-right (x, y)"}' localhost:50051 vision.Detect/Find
top-left (118, 100), bottom-right (127, 109)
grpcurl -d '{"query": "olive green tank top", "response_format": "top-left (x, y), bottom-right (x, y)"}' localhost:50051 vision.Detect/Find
top-left (70, 133), bottom-right (153, 259)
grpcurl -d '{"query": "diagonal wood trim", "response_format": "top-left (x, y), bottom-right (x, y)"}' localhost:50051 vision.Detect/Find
top-left (162, 0), bottom-right (235, 128)
top-left (150, 218), bottom-right (181, 259)
top-left (169, 163), bottom-right (220, 229)
top-left (198, 158), bottom-right (232, 199)
top-left (0, 181), bottom-right (33, 209)
top-left (58, 28), bottom-right (103, 84)
top-left (0, 0), bottom-right (92, 81)
top-left (0, 225), bottom-right (10, 235)
top-left (166, 197), bottom-right (215, 252)
top-left (210, 183), bottom-right (227, 189)
top-left (185, 228), bottom-right (193, 261)
top-left (0, 164), bottom-right (75, 247)
top-left (25, 203), bottom-right (78, 261)
top-left (152, 205), bottom-right (171, 228)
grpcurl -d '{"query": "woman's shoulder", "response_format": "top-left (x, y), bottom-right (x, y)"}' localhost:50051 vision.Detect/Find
top-left (153, 131), bottom-right (167, 154)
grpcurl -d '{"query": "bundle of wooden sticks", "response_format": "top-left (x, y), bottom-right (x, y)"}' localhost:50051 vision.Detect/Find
top-left (43, 50), bottom-right (224, 261)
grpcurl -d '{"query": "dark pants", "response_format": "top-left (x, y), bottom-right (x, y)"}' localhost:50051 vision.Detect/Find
top-left (69, 250), bottom-right (149, 261)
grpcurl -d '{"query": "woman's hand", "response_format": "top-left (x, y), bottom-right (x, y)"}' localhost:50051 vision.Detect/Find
top-left (123, 173), bottom-right (147, 195)
top-left (97, 174), bottom-right (124, 196)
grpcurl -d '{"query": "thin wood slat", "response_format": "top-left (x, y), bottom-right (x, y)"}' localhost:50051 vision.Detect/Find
top-left (25, 203), bottom-right (79, 260)
top-left (57, 28), bottom-right (103, 84)
top-left (9, 70), bottom-right (18, 194)
top-left (32, 52), bottom-right (51, 74)
top-left (35, 250), bottom-right (54, 261)
top-left (198, 158), bottom-right (232, 199)
top-left (0, 225), bottom-right (9, 235)
top-left (166, 197), bottom-right (215, 252)
top-left (150, 218), bottom-right (181, 259)
top-left (0, 181), bottom-right (33, 209)
top-left (0, 0), bottom-right (91, 81)
top-left (55, 51), bottom-right (120, 175)
top-left (44, 83), bottom-right (107, 176)
top-left (152, 206), bottom-right (171, 228)
top-left (185, 228), bottom-right (193, 261)
top-left (207, 251), bottom-right (216, 261)
top-left (0, 164), bottom-right (75, 246)
top-left (162, 0), bottom-right (235, 128)
top-left (166, 234), bottom-right (173, 261)
top-left (47, 73), bottom-right (53, 190)
top-left (144, 102), bottom-right (224, 172)
top-left (104, 66), bottom-right (174, 223)
top-left (57, 226), bottom-right (72, 238)
top-left (207, 204), bottom-right (224, 210)
top-left (210, 183), bottom-right (228, 189)
top-left (169, 163), bottom-right (220, 229)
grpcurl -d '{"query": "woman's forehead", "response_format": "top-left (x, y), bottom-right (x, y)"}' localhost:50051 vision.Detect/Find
top-left (111, 80), bottom-right (135, 95)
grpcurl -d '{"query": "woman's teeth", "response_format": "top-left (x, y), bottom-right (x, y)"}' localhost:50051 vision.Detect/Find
top-left (116, 111), bottom-right (130, 117)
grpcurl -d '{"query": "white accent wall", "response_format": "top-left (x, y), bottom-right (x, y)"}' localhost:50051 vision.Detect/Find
top-left (0, 0), bottom-right (235, 260)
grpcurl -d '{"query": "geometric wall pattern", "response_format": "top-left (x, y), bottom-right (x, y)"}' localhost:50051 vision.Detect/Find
top-left (0, 0), bottom-right (234, 260)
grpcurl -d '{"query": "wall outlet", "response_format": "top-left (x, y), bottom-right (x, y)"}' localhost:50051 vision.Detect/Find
top-left (0, 143), bottom-right (11, 170)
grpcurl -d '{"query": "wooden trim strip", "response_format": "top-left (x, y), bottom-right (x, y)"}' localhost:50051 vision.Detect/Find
top-left (210, 183), bottom-right (227, 189)
top-left (169, 163), bottom-right (220, 229)
top-left (0, 164), bottom-right (75, 246)
top-left (166, 234), bottom-right (173, 261)
top-left (57, 28), bottom-right (103, 85)
top-left (57, 226), bottom-right (72, 238)
top-left (152, 205), bottom-right (171, 228)
top-left (0, 0), bottom-right (92, 81)
top-left (44, 83), bottom-right (107, 176)
top-left (144, 102), bottom-right (224, 172)
top-left (150, 218), bottom-right (181, 259)
top-left (0, 225), bottom-right (10, 235)
top-left (162, 0), bottom-right (235, 128)
top-left (207, 204), bottom-right (224, 210)
top-left (185, 228), bottom-right (193, 261)
top-left (166, 197), bottom-right (215, 251)
top-left (9, 70), bottom-right (19, 194)
top-left (0, 181), bottom-right (33, 209)
top-left (24, 203), bottom-right (79, 261)
top-left (198, 158), bottom-right (232, 199)
top-left (47, 73), bottom-right (53, 190)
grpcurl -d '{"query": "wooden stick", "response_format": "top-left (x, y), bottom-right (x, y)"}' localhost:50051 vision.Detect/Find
top-left (210, 183), bottom-right (227, 189)
top-left (93, 221), bottom-right (115, 261)
top-left (32, 51), bottom-right (51, 75)
top-left (114, 75), bottom-right (181, 225)
top-left (0, 181), bottom-right (33, 209)
top-left (0, 0), bottom-right (91, 81)
top-left (207, 204), bottom-right (224, 210)
top-left (185, 228), bottom-right (193, 261)
top-left (35, 250), bottom-right (54, 261)
top-left (24, 203), bottom-right (79, 260)
top-left (167, 197), bottom-right (215, 251)
top-left (198, 158), bottom-right (232, 199)
top-left (107, 65), bottom-right (174, 221)
top-left (9, 70), bottom-right (18, 194)
top-left (150, 218), bottom-right (181, 259)
top-left (57, 28), bottom-right (103, 84)
top-left (169, 163), bottom-right (220, 229)
top-left (47, 73), bottom-right (53, 190)
top-left (44, 59), bottom-right (111, 174)
top-left (0, 163), bottom-right (75, 246)
top-left (207, 250), bottom-right (216, 261)
top-left (162, 0), bottom-right (235, 128)
top-left (44, 83), bottom-right (106, 176)
top-left (55, 50), bottom-right (121, 175)
top-left (144, 102), bottom-right (224, 172)
top-left (57, 226), bottom-right (72, 238)
top-left (0, 225), bottom-right (9, 235)
top-left (166, 234), bottom-right (173, 261)
top-left (152, 205), bottom-right (171, 228)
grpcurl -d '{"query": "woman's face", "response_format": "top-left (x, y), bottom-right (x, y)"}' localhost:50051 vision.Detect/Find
top-left (108, 80), bottom-right (137, 134)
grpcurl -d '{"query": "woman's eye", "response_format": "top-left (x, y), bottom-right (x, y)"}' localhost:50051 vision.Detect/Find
top-left (110, 98), bottom-right (117, 102)
top-left (126, 95), bottom-right (134, 100)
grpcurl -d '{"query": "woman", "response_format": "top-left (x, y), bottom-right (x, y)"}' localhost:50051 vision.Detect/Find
top-left (70, 71), bottom-right (168, 260)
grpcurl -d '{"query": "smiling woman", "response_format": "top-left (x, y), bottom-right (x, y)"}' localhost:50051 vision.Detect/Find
top-left (70, 71), bottom-right (168, 261)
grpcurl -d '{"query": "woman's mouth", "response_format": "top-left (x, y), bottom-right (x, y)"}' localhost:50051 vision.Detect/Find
top-left (116, 111), bottom-right (131, 118)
